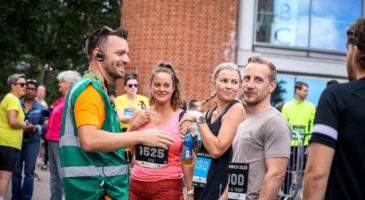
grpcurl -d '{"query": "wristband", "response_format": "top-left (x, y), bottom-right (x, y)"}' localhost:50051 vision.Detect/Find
top-left (187, 189), bottom-right (194, 195)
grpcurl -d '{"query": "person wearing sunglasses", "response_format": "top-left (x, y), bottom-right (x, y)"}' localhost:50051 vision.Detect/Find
top-left (11, 79), bottom-right (47, 200)
top-left (0, 74), bottom-right (36, 200)
top-left (115, 73), bottom-right (149, 132)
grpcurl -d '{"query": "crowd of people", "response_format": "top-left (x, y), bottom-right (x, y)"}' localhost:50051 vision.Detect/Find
top-left (0, 17), bottom-right (364, 200)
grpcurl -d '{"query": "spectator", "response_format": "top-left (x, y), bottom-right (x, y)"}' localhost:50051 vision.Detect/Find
top-left (45, 70), bottom-right (81, 200)
top-left (12, 79), bottom-right (47, 200)
top-left (281, 81), bottom-right (316, 143)
top-left (115, 73), bottom-right (149, 132)
top-left (0, 74), bottom-right (35, 200)
top-left (281, 81), bottom-right (316, 193)
top-left (36, 85), bottom-right (48, 109)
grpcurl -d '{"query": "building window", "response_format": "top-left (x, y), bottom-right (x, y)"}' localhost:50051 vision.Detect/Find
top-left (255, 0), bottom-right (362, 52)
top-left (276, 74), bottom-right (347, 106)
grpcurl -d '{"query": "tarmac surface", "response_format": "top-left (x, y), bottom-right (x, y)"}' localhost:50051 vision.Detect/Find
top-left (6, 167), bottom-right (52, 200)
top-left (5, 166), bottom-right (302, 200)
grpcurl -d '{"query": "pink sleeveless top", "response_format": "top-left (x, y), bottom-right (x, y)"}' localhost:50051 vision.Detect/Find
top-left (131, 109), bottom-right (183, 181)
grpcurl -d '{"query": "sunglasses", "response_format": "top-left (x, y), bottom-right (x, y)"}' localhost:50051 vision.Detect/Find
top-left (14, 83), bottom-right (26, 88)
top-left (26, 88), bottom-right (37, 92)
top-left (127, 84), bottom-right (138, 88)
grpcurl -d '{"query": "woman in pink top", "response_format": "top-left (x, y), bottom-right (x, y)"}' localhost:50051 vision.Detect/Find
top-left (128, 63), bottom-right (187, 200)
top-left (45, 71), bottom-right (80, 200)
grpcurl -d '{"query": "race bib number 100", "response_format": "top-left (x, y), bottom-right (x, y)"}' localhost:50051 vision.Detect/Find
top-left (135, 144), bottom-right (168, 168)
top-left (192, 153), bottom-right (212, 188)
top-left (228, 163), bottom-right (249, 200)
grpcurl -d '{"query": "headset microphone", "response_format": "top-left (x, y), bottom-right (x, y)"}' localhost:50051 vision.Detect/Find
top-left (94, 49), bottom-right (109, 90)
top-left (96, 50), bottom-right (105, 61)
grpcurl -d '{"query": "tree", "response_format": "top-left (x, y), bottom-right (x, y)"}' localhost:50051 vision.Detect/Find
top-left (271, 79), bottom-right (286, 106)
top-left (0, 0), bottom-right (122, 103)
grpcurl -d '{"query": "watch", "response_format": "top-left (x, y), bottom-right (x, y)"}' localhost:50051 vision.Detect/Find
top-left (197, 116), bottom-right (206, 124)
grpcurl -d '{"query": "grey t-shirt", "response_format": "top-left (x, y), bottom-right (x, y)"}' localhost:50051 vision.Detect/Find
top-left (232, 106), bottom-right (291, 199)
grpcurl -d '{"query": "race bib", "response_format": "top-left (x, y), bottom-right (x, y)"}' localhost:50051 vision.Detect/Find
top-left (228, 163), bottom-right (249, 200)
top-left (293, 125), bottom-right (306, 135)
top-left (135, 145), bottom-right (168, 168)
top-left (123, 108), bottom-right (134, 117)
top-left (192, 153), bottom-right (212, 188)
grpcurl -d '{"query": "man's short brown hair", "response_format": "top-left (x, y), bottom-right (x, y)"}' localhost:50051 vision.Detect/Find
top-left (347, 18), bottom-right (365, 70)
top-left (247, 55), bottom-right (277, 81)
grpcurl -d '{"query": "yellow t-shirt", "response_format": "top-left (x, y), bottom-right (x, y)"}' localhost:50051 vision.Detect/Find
top-left (0, 93), bottom-right (25, 149)
top-left (115, 94), bottom-right (149, 129)
top-left (74, 85), bottom-right (105, 129)
top-left (281, 99), bottom-right (316, 146)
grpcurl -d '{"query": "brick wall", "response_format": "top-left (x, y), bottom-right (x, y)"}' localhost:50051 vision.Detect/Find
top-left (117, 0), bottom-right (239, 105)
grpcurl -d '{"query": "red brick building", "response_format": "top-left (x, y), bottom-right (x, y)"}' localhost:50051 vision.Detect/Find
top-left (117, 0), bottom-right (239, 103)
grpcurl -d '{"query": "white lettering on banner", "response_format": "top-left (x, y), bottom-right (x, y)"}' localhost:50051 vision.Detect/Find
top-left (270, 0), bottom-right (298, 45)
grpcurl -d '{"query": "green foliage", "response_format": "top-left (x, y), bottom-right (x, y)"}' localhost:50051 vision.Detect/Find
top-left (271, 79), bottom-right (286, 106)
top-left (0, 0), bottom-right (122, 104)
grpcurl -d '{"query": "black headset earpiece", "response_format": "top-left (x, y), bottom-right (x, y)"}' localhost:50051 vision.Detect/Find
top-left (96, 49), bottom-right (105, 61)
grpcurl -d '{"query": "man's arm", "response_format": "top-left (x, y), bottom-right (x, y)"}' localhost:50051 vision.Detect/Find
top-left (78, 125), bottom-right (173, 152)
top-left (75, 86), bottom-right (173, 152)
top-left (303, 142), bottom-right (334, 200)
top-left (259, 157), bottom-right (288, 200)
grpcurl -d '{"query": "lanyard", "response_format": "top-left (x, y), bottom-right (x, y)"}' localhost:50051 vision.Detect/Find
top-left (84, 70), bottom-right (105, 89)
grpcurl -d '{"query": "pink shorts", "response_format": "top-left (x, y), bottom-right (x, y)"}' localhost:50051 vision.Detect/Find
top-left (129, 178), bottom-right (184, 200)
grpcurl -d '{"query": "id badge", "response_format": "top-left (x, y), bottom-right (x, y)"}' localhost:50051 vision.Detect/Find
top-left (192, 153), bottom-right (212, 188)
top-left (228, 163), bottom-right (249, 200)
top-left (135, 145), bottom-right (168, 168)
top-left (293, 125), bottom-right (306, 136)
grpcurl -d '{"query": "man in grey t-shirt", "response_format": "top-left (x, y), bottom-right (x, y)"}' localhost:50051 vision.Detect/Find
top-left (230, 56), bottom-right (291, 199)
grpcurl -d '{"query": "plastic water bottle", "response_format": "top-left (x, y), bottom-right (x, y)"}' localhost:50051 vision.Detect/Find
top-left (181, 128), bottom-right (193, 164)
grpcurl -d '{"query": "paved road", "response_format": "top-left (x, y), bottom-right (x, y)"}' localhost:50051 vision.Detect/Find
top-left (5, 168), bottom-right (301, 200)
top-left (6, 168), bottom-right (51, 200)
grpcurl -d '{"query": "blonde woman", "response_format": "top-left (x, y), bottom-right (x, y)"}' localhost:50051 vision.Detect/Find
top-left (182, 62), bottom-right (246, 200)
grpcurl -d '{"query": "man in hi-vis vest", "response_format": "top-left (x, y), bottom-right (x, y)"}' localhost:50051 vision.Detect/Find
top-left (59, 26), bottom-right (174, 200)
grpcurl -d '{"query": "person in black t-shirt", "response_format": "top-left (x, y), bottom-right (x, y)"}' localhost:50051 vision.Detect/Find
top-left (303, 18), bottom-right (365, 199)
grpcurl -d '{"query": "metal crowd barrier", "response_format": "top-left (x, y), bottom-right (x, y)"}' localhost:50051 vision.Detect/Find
top-left (278, 131), bottom-right (312, 200)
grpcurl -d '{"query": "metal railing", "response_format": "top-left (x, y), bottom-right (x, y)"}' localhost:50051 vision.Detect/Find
top-left (278, 131), bottom-right (312, 200)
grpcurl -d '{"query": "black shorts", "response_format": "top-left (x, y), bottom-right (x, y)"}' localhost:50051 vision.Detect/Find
top-left (0, 145), bottom-right (19, 171)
